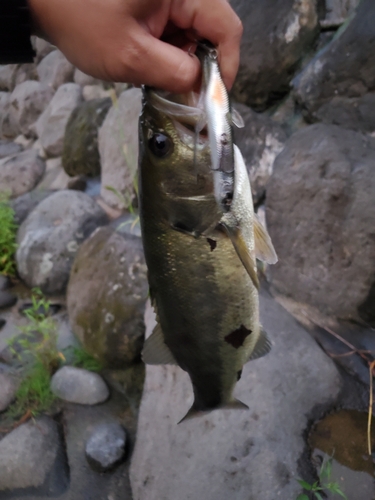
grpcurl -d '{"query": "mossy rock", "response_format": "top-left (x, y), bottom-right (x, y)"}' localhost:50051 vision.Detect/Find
top-left (62, 97), bottom-right (112, 177)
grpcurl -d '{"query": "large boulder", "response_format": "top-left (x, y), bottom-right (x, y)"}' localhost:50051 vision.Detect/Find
top-left (98, 88), bottom-right (142, 209)
top-left (293, 0), bottom-right (375, 132)
top-left (3, 81), bottom-right (54, 138)
top-left (35, 83), bottom-right (83, 157)
top-left (9, 189), bottom-right (54, 224)
top-left (0, 149), bottom-right (45, 198)
top-left (67, 226), bottom-right (148, 367)
top-left (130, 289), bottom-right (341, 500)
top-left (234, 103), bottom-right (286, 204)
top-left (62, 97), bottom-right (112, 177)
top-left (37, 50), bottom-right (74, 90)
top-left (266, 124), bottom-right (375, 324)
top-left (16, 190), bottom-right (108, 294)
top-left (231, 0), bottom-right (319, 110)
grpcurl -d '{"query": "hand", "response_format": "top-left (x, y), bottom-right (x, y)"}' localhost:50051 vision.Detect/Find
top-left (28, 0), bottom-right (243, 93)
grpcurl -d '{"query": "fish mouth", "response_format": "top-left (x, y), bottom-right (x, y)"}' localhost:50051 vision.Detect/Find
top-left (144, 87), bottom-right (209, 150)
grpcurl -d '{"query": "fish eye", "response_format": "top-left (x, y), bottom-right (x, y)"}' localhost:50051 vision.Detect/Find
top-left (148, 132), bottom-right (173, 158)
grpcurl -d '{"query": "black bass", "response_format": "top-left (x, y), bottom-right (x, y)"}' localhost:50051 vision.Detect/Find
top-left (138, 87), bottom-right (277, 422)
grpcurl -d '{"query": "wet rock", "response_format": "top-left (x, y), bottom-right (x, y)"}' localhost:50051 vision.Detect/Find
top-left (37, 50), bottom-right (74, 90)
top-left (0, 372), bottom-right (17, 411)
top-left (85, 421), bottom-right (126, 471)
top-left (6, 80), bottom-right (54, 138)
top-left (233, 103), bottom-right (286, 204)
top-left (9, 189), bottom-right (54, 225)
top-left (231, 0), bottom-right (319, 110)
top-left (33, 37), bottom-right (55, 62)
top-left (98, 88), bottom-right (142, 209)
top-left (51, 366), bottom-right (109, 404)
top-left (16, 190), bottom-right (108, 294)
top-left (0, 149), bottom-right (45, 198)
top-left (293, 0), bottom-right (375, 132)
top-left (35, 83), bottom-right (83, 157)
top-left (67, 226), bottom-right (148, 367)
top-left (266, 124), bottom-right (375, 323)
top-left (130, 287), bottom-right (341, 500)
top-left (0, 416), bottom-right (68, 494)
top-left (74, 68), bottom-right (103, 87)
top-left (0, 139), bottom-right (22, 159)
top-left (0, 65), bottom-right (18, 91)
top-left (62, 97), bottom-right (112, 177)
top-left (0, 290), bottom-right (17, 310)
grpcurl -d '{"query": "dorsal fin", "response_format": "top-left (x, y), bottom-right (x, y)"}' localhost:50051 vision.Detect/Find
top-left (142, 323), bottom-right (178, 365)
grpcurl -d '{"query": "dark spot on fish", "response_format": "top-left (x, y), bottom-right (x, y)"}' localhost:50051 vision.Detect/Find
top-left (237, 369), bottom-right (242, 381)
top-left (225, 325), bottom-right (252, 349)
top-left (222, 192), bottom-right (233, 212)
top-left (220, 132), bottom-right (228, 146)
top-left (206, 238), bottom-right (217, 251)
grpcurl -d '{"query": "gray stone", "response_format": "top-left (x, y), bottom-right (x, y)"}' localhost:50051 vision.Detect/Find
top-left (322, 0), bottom-right (360, 27)
top-left (98, 88), bottom-right (142, 209)
top-left (0, 139), bottom-right (22, 159)
top-left (0, 149), bottom-right (45, 198)
top-left (62, 97), bottom-right (112, 177)
top-left (0, 416), bottom-right (67, 492)
top-left (67, 226), bottom-right (148, 367)
top-left (0, 290), bottom-right (17, 310)
top-left (14, 63), bottom-right (38, 86)
top-left (85, 422), bottom-right (126, 471)
top-left (37, 50), bottom-right (74, 90)
top-left (74, 68), bottom-right (102, 87)
top-left (233, 103), bottom-right (286, 204)
top-left (51, 366), bottom-right (109, 404)
top-left (0, 65), bottom-right (18, 91)
top-left (266, 124), bottom-right (375, 324)
top-left (83, 84), bottom-right (113, 101)
top-left (231, 0), bottom-right (319, 110)
top-left (0, 91), bottom-right (15, 139)
top-left (16, 190), bottom-right (108, 294)
top-left (0, 372), bottom-right (17, 411)
top-left (9, 189), bottom-right (54, 225)
top-left (0, 275), bottom-right (10, 290)
top-left (7, 80), bottom-right (54, 137)
top-left (33, 37), bottom-right (56, 62)
top-left (35, 83), bottom-right (83, 157)
top-left (293, 0), bottom-right (375, 132)
top-left (130, 288), bottom-right (341, 500)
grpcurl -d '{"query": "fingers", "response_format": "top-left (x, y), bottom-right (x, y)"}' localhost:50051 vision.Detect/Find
top-left (170, 0), bottom-right (243, 90)
top-left (120, 27), bottom-right (201, 93)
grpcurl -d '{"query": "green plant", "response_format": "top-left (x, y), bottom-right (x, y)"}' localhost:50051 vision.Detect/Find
top-left (0, 192), bottom-right (18, 276)
top-left (297, 456), bottom-right (347, 500)
top-left (72, 346), bottom-right (103, 372)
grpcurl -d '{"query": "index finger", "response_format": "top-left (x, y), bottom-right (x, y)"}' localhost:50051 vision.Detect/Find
top-left (170, 0), bottom-right (243, 90)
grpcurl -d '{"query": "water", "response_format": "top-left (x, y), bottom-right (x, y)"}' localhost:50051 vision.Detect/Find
top-left (309, 410), bottom-right (375, 499)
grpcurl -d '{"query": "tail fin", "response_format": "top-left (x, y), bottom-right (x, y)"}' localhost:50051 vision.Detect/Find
top-left (178, 398), bottom-right (248, 424)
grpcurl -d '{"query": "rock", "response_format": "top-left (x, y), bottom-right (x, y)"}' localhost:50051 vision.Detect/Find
top-left (0, 372), bottom-right (17, 411)
top-left (16, 190), bottom-right (108, 294)
top-left (293, 0), bottom-right (375, 132)
top-left (83, 84), bottom-right (113, 101)
top-left (322, 0), bottom-right (360, 27)
top-left (0, 416), bottom-right (69, 494)
top-left (33, 37), bottom-right (55, 62)
top-left (67, 226), bottom-right (148, 367)
top-left (51, 366), bottom-right (109, 404)
top-left (37, 50), bottom-right (74, 90)
top-left (0, 65), bottom-right (18, 91)
top-left (0, 92), bottom-right (11, 138)
top-left (14, 63), bottom-right (38, 86)
top-left (0, 319), bottom-right (5, 330)
top-left (74, 68), bottom-right (103, 87)
top-left (0, 290), bottom-right (17, 310)
top-left (7, 80), bottom-right (54, 138)
top-left (0, 149), bottom-right (45, 198)
top-left (231, 0), bottom-right (319, 110)
top-left (62, 97), bottom-right (112, 177)
top-left (0, 139), bottom-right (22, 159)
top-left (233, 103), bottom-right (286, 204)
top-left (85, 421), bottom-right (126, 471)
top-left (110, 213), bottom-right (142, 238)
top-left (266, 124), bottom-right (375, 324)
top-left (98, 88), bottom-right (142, 209)
top-left (35, 83), bottom-right (83, 157)
top-left (130, 287), bottom-right (341, 500)
top-left (0, 275), bottom-right (10, 290)
top-left (9, 189), bottom-right (54, 225)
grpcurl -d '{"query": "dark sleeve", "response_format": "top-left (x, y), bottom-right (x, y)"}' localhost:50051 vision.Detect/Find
top-left (0, 0), bottom-right (36, 64)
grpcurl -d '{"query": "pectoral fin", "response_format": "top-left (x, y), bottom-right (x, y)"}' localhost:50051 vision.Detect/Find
top-left (142, 324), bottom-right (178, 365)
top-left (221, 222), bottom-right (259, 289)
top-left (226, 109), bottom-right (245, 128)
top-left (247, 329), bottom-right (272, 361)
top-left (254, 214), bottom-right (278, 264)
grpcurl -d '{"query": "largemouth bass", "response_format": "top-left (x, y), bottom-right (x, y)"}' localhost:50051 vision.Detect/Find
top-left (138, 86), bottom-right (277, 422)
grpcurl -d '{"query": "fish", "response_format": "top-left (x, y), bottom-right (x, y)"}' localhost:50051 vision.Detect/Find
top-left (138, 86), bottom-right (277, 422)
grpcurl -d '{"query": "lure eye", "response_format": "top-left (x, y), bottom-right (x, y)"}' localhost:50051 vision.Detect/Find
top-left (148, 133), bottom-right (173, 158)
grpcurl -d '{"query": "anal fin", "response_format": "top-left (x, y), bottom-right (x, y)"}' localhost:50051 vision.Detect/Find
top-left (178, 399), bottom-right (249, 424)
top-left (254, 214), bottom-right (278, 265)
top-left (247, 329), bottom-right (272, 362)
top-left (142, 323), bottom-right (178, 365)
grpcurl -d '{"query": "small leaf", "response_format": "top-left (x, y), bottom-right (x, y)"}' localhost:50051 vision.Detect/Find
top-left (314, 492), bottom-right (323, 500)
top-left (297, 479), bottom-right (313, 491)
top-left (296, 495), bottom-right (310, 500)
